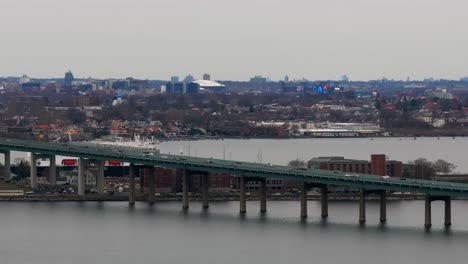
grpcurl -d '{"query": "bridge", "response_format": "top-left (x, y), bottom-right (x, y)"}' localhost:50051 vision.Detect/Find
top-left (0, 137), bottom-right (467, 228)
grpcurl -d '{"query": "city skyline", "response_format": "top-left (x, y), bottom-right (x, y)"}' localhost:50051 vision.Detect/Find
top-left (1, 0), bottom-right (467, 81)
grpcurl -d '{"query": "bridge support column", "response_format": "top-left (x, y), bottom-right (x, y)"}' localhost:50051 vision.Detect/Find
top-left (300, 182), bottom-right (307, 218)
top-left (129, 164), bottom-right (136, 206)
top-left (96, 161), bottom-right (105, 194)
top-left (78, 157), bottom-right (85, 195)
top-left (3, 151), bottom-right (10, 182)
top-left (359, 189), bottom-right (366, 224)
top-left (182, 171), bottom-right (189, 210)
top-left (425, 195), bottom-right (432, 228)
top-left (260, 178), bottom-right (267, 213)
top-left (380, 191), bottom-right (387, 223)
top-left (321, 186), bottom-right (328, 218)
top-left (239, 177), bottom-right (246, 214)
top-left (202, 173), bottom-right (209, 209)
top-left (148, 167), bottom-right (155, 205)
top-left (445, 196), bottom-right (451, 227)
top-left (49, 155), bottom-right (56, 185)
top-left (30, 153), bottom-right (37, 189)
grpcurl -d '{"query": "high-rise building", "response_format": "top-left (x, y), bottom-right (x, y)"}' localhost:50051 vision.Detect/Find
top-left (170, 76), bottom-right (179, 83)
top-left (186, 82), bottom-right (200, 94)
top-left (165, 82), bottom-right (174, 94)
top-left (284, 75), bottom-right (289, 82)
top-left (64, 71), bottom-right (75, 86)
top-left (203, 73), bottom-right (211, 81)
top-left (183, 74), bottom-right (194, 83)
top-left (173, 82), bottom-right (185, 94)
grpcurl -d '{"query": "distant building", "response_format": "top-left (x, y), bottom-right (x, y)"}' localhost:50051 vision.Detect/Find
top-left (165, 82), bottom-right (185, 94)
top-left (19, 75), bottom-right (31, 84)
top-left (203, 73), bottom-right (211, 81)
top-left (308, 154), bottom-right (402, 177)
top-left (183, 74), bottom-right (194, 83)
top-left (174, 82), bottom-right (185, 94)
top-left (284, 75), bottom-right (289, 82)
top-left (72, 95), bottom-right (99, 107)
top-left (250, 75), bottom-right (267, 84)
top-left (64, 71), bottom-right (74, 86)
top-left (170, 76), bottom-right (179, 83)
top-left (186, 82), bottom-right (200, 94)
top-left (192, 80), bottom-right (226, 93)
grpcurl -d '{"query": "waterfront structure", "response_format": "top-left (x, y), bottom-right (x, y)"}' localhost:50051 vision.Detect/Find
top-left (0, 137), bottom-right (466, 228)
top-left (309, 155), bottom-right (402, 177)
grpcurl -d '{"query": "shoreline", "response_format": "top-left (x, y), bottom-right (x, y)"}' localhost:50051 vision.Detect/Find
top-left (159, 135), bottom-right (466, 142)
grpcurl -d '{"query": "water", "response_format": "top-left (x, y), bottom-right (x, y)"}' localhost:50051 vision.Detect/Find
top-left (160, 137), bottom-right (468, 172)
top-left (1, 200), bottom-right (468, 264)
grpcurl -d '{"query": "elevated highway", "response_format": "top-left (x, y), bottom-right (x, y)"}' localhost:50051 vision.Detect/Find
top-left (0, 137), bottom-right (465, 228)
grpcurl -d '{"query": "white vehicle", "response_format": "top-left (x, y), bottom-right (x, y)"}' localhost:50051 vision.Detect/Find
top-left (380, 175), bottom-right (391, 180)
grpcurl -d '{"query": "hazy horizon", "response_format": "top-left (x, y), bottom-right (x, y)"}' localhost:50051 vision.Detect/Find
top-left (1, 0), bottom-right (467, 81)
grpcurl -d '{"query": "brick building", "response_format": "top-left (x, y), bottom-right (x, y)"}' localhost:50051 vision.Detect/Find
top-left (308, 154), bottom-right (402, 177)
top-left (140, 168), bottom-right (232, 193)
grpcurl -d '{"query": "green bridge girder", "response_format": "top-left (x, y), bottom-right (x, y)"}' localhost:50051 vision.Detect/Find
top-left (1, 137), bottom-right (468, 197)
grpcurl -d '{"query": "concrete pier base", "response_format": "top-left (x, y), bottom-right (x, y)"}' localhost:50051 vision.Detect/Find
top-left (239, 177), bottom-right (246, 214)
top-left (182, 171), bottom-right (189, 210)
top-left (380, 191), bottom-right (387, 223)
top-left (359, 189), bottom-right (366, 224)
top-left (321, 186), bottom-right (328, 218)
top-left (30, 153), bottom-right (37, 189)
top-left (3, 151), bottom-right (10, 182)
top-left (78, 157), bottom-right (85, 195)
top-left (129, 164), bottom-right (135, 206)
top-left (49, 155), bottom-right (56, 185)
top-left (148, 167), bottom-right (155, 205)
top-left (300, 182), bottom-right (307, 218)
top-left (445, 197), bottom-right (451, 227)
top-left (202, 173), bottom-right (209, 209)
top-left (96, 161), bottom-right (104, 194)
top-left (425, 195), bottom-right (432, 228)
top-left (260, 178), bottom-right (267, 213)
top-left (425, 195), bottom-right (452, 228)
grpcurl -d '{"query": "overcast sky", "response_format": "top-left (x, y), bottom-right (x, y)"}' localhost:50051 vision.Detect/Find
top-left (1, 0), bottom-right (467, 81)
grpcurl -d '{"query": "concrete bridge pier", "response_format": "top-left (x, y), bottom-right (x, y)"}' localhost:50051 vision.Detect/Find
top-left (380, 191), bottom-right (387, 223)
top-left (30, 153), bottom-right (37, 189)
top-left (300, 182), bottom-right (308, 218)
top-left (359, 189), bottom-right (366, 224)
top-left (260, 178), bottom-right (267, 213)
top-left (425, 195), bottom-right (452, 228)
top-left (49, 155), bottom-right (56, 186)
top-left (96, 160), bottom-right (105, 194)
top-left (78, 157), bottom-right (85, 195)
top-left (239, 177), bottom-right (246, 214)
top-left (425, 195), bottom-right (432, 228)
top-left (148, 167), bottom-right (156, 205)
top-left (202, 173), bottom-right (209, 209)
top-left (321, 186), bottom-right (328, 218)
top-left (444, 197), bottom-right (451, 226)
top-left (2, 150), bottom-right (10, 182)
top-left (128, 164), bottom-right (136, 206)
top-left (182, 170), bottom-right (189, 210)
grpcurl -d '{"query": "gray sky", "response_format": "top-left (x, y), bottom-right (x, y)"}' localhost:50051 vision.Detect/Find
top-left (1, 0), bottom-right (467, 81)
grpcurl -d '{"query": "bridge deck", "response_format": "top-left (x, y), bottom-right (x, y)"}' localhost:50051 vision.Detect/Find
top-left (1, 138), bottom-right (468, 197)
